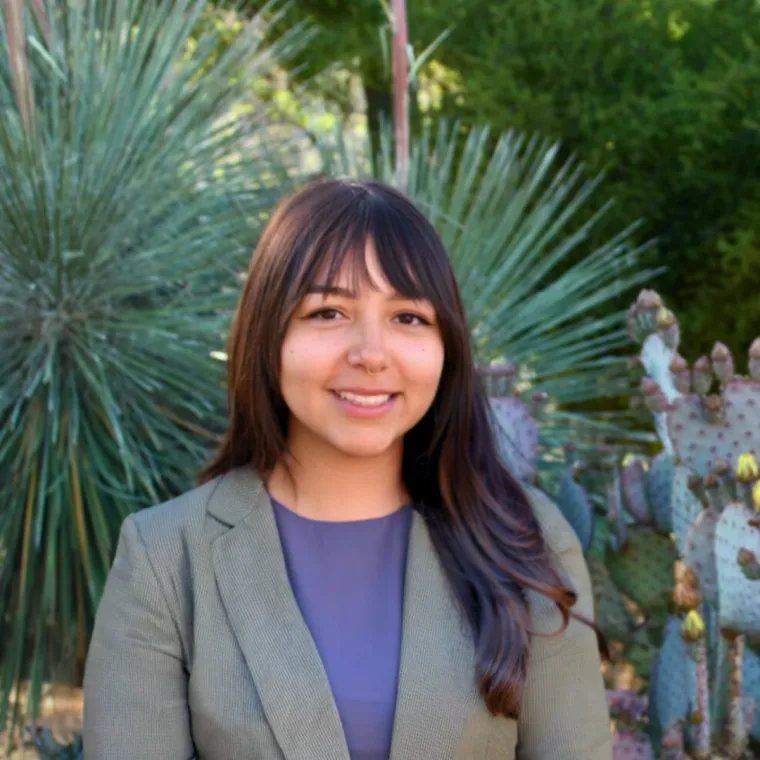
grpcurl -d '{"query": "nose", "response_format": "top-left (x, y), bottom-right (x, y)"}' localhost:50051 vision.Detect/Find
top-left (347, 317), bottom-right (389, 375)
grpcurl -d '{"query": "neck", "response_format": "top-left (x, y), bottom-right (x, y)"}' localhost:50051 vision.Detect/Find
top-left (265, 434), bottom-right (409, 522)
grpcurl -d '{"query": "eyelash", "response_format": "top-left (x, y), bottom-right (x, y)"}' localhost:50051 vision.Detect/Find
top-left (306, 308), bottom-right (431, 326)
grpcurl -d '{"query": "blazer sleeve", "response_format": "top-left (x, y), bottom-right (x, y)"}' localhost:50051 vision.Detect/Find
top-left (516, 488), bottom-right (614, 760)
top-left (83, 515), bottom-right (195, 760)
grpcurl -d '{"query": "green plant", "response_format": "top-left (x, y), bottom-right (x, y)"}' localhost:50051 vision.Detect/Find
top-left (497, 289), bottom-right (760, 758)
top-left (319, 120), bottom-right (664, 463)
top-left (615, 290), bottom-right (760, 758)
top-left (0, 0), bottom-right (308, 742)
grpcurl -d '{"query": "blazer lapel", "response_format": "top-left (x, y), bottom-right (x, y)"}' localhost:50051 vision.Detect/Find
top-left (389, 510), bottom-right (481, 759)
top-left (208, 466), bottom-right (350, 760)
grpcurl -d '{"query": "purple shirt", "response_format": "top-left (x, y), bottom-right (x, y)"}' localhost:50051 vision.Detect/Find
top-left (270, 495), bottom-right (412, 760)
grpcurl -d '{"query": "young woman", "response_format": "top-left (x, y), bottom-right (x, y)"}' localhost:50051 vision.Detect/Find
top-left (83, 179), bottom-right (613, 759)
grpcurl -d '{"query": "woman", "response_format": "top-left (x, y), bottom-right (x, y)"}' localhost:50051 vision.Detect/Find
top-left (83, 178), bottom-right (613, 759)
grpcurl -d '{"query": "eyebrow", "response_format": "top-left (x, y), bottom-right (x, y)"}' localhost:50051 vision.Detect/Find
top-left (305, 284), bottom-right (427, 302)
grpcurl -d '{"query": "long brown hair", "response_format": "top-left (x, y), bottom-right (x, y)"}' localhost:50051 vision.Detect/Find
top-left (198, 178), bottom-right (594, 718)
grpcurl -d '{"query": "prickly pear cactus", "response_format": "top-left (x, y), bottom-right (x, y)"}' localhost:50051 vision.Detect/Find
top-left (483, 364), bottom-right (545, 484)
top-left (481, 291), bottom-right (760, 758)
top-left (621, 290), bottom-right (760, 758)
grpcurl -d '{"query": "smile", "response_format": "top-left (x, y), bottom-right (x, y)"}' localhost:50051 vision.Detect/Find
top-left (330, 390), bottom-right (399, 417)
top-left (335, 391), bottom-right (394, 406)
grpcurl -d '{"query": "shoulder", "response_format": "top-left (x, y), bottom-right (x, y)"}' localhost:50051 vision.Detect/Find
top-left (127, 475), bottom-right (224, 552)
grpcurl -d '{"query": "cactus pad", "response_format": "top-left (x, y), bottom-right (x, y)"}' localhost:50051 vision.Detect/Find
top-left (556, 470), bottom-right (593, 552)
top-left (489, 396), bottom-right (538, 482)
top-left (621, 460), bottom-right (652, 524)
top-left (667, 379), bottom-right (760, 476)
top-left (715, 503), bottom-right (760, 636)
top-left (612, 729), bottom-right (654, 760)
top-left (684, 508), bottom-right (720, 607)
top-left (645, 452), bottom-right (675, 532)
top-left (589, 557), bottom-right (633, 641)
top-left (606, 528), bottom-right (677, 612)
top-left (654, 616), bottom-right (697, 734)
top-left (671, 465), bottom-right (703, 556)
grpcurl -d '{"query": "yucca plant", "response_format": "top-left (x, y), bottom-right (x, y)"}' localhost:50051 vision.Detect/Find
top-left (0, 0), bottom-right (310, 741)
top-left (317, 120), bottom-right (665, 479)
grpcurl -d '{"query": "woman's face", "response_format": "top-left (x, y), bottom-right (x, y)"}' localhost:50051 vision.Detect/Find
top-left (280, 238), bottom-right (445, 460)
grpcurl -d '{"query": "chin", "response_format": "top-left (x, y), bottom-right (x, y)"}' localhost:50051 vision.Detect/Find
top-left (330, 434), bottom-right (400, 459)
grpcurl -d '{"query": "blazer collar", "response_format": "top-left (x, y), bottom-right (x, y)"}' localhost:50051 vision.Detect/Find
top-left (208, 465), bottom-right (479, 760)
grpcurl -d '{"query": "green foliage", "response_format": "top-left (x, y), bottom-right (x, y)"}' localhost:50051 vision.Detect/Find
top-left (424, 0), bottom-right (760, 361)
top-left (0, 0), bottom-right (307, 738)
top-left (279, 0), bottom-right (760, 361)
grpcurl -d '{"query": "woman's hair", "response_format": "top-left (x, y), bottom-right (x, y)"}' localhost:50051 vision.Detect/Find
top-left (198, 178), bottom-right (595, 718)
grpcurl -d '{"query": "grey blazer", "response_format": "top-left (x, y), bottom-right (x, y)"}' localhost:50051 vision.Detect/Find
top-left (82, 465), bottom-right (613, 759)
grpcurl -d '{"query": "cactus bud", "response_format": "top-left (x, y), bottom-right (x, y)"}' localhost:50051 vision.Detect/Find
top-left (703, 472), bottom-right (720, 490)
top-left (644, 392), bottom-right (668, 414)
top-left (703, 393), bottom-right (724, 424)
top-left (682, 610), bottom-right (706, 642)
top-left (657, 307), bottom-right (676, 330)
top-left (688, 474), bottom-right (703, 491)
top-left (637, 289), bottom-right (663, 310)
top-left (749, 338), bottom-right (760, 381)
top-left (753, 480), bottom-right (760, 510)
top-left (669, 354), bottom-right (691, 394)
top-left (711, 342), bottom-right (734, 386)
top-left (657, 307), bottom-right (680, 350)
top-left (641, 378), bottom-right (668, 413)
top-left (693, 356), bottom-right (713, 396)
top-left (736, 453), bottom-right (759, 484)
top-left (641, 378), bottom-right (659, 395)
top-left (714, 458), bottom-right (730, 476)
top-left (737, 548), bottom-right (760, 580)
top-left (674, 566), bottom-right (702, 611)
top-left (628, 290), bottom-right (665, 342)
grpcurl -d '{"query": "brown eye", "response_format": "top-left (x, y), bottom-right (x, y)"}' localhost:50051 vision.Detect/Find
top-left (395, 312), bottom-right (430, 326)
top-left (307, 308), bottom-right (342, 320)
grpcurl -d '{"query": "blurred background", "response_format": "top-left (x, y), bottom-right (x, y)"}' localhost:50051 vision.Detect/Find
top-left (1, 0), bottom-right (760, 757)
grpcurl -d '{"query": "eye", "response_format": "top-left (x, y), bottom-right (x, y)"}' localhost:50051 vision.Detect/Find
top-left (395, 312), bottom-right (431, 326)
top-left (306, 307), bottom-right (343, 320)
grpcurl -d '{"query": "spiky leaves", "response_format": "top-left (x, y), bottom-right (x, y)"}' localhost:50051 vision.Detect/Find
top-left (0, 0), bottom-right (308, 733)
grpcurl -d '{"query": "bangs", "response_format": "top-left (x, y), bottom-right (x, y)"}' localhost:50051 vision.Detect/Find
top-left (288, 187), bottom-right (454, 312)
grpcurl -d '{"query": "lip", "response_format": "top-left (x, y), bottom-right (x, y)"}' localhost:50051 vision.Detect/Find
top-left (330, 390), bottom-right (398, 418)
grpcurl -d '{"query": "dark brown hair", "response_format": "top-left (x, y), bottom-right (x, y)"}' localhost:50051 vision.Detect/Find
top-left (198, 178), bottom-right (594, 718)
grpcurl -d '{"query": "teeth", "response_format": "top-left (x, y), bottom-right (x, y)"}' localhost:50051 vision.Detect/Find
top-left (337, 391), bottom-right (392, 406)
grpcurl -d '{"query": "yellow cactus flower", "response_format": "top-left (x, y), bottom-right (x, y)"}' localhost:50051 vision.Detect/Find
top-left (682, 610), bottom-right (706, 642)
top-left (736, 453), bottom-right (759, 484)
top-left (753, 480), bottom-right (760, 511)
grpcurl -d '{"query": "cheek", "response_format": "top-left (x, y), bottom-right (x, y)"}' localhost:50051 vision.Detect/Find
top-left (406, 340), bottom-right (445, 391)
